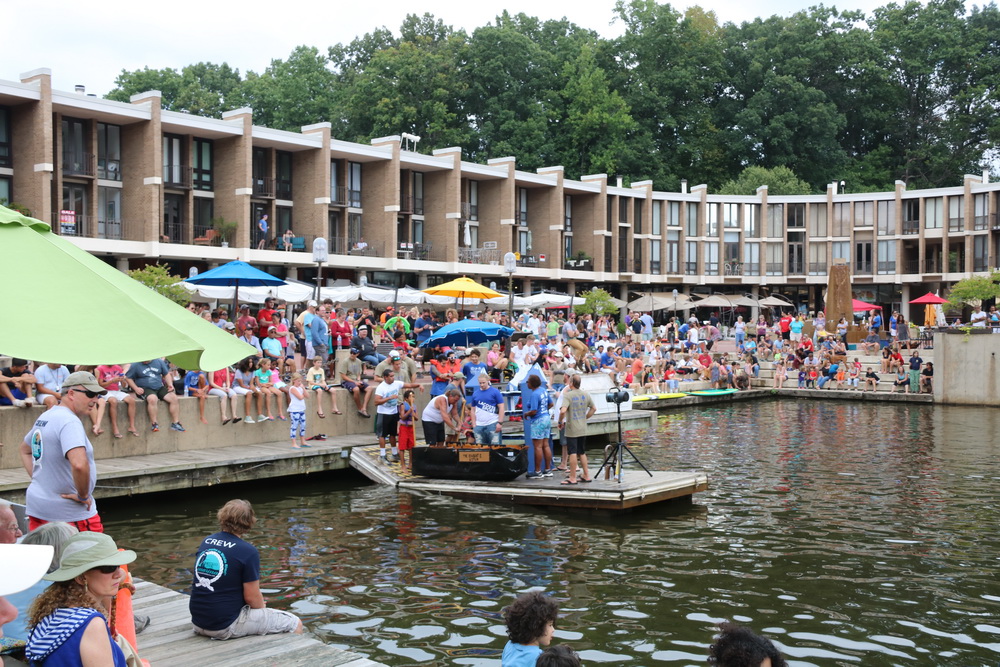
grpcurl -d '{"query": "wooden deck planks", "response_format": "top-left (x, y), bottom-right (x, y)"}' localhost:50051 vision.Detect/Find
top-left (131, 579), bottom-right (385, 666)
top-left (349, 446), bottom-right (708, 510)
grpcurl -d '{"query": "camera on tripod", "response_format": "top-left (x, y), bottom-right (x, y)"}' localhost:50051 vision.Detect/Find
top-left (605, 389), bottom-right (630, 404)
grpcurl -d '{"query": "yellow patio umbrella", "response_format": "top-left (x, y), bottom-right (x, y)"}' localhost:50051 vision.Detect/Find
top-left (422, 276), bottom-right (502, 312)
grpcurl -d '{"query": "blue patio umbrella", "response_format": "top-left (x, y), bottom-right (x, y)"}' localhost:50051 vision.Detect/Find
top-left (425, 320), bottom-right (514, 348)
top-left (185, 260), bottom-right (285, 314)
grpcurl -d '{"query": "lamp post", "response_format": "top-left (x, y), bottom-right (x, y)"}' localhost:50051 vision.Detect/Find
top-left (311, 237), bottom-right (328, 303)
top-left (504, 251), bottom-right (517, 321)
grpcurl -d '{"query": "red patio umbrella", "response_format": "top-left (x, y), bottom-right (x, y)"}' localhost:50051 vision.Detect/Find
top-left (909, 292), bottom-right (948, 305)
top-left (852, 298), bottom-right (881, 311)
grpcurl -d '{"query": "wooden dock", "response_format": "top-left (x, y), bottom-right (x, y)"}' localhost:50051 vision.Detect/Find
top-left (130, 578), bottom-right (385, 667)
top-left (350, 445), bottom-right (708, 511)
top-left (0, 435), bottom-right (380, 503)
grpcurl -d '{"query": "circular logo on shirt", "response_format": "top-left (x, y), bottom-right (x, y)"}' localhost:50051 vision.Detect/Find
top-left (194, 549), bottom-right (227, 591)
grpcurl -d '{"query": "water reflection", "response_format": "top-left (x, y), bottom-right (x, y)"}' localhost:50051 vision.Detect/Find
top-left (105, 402), bottom-right (1000, 666)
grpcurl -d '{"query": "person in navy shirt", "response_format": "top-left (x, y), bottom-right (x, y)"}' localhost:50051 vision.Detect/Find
top-left (461, 348), bottom-right (489, 395)
top-left (190, 500), bottom-right (302, 640)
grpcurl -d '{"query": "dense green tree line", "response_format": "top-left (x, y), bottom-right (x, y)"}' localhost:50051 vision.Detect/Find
top-left (106, 0), bottom-right (1000, 193)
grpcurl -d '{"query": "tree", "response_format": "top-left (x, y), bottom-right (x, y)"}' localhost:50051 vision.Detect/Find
top-left (610, 0), bottom-right (727, 188)
top-left (106, 63), bottom-right (243, 118)
top-left (575, 288), bottom-right (621, 317)
top-left (342, 17), bottom-right (470, 148)
top-left (555, 43), bottom-right (641, 179)
top-left (717, 166), bottom-right (812, 195)
top-left (128, 264), bottom-right (190, 306)
top-left (238, 46), bottom-right (337, 131)
top-left (946, 270), bottom-right (1000, 309)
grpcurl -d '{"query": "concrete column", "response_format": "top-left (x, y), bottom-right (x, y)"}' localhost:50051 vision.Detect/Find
top-left (116, 258), bottom-right (130, 273)
top-left (285, 267), bottom-right (298, 281)
top-left (901, 283), bottom-right (911, 321)
top-left (416, 273), bottom-right (428, 290)
top-left (751, 285), bottom-right (760, 322)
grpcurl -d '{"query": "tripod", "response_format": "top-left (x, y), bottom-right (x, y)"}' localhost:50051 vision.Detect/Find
top-left (594, 392), bottom-right (652, 483)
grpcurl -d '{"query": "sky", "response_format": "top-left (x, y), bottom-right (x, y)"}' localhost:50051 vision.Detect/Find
top-left (7, 0), bottom-right (897, 97)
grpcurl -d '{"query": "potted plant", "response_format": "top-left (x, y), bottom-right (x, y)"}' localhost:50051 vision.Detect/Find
top-left (575, 251), bottom-right (592, 268)
top-left (211, 216), bottom-right (238, 247)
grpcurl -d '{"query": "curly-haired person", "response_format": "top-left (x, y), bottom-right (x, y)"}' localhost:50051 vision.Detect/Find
top-left (501, 591), bottom-right (559, 666)
top-left (708, 622), bottom-right (787, 667)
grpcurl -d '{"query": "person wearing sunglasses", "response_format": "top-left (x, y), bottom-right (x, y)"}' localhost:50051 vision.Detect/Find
top-left (19, 371), bottom-right (107, 534)
top-left (25, 531), bottom-right (137, 666)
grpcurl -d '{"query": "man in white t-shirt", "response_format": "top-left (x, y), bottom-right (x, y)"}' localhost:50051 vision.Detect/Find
top-left (526, 311), bottom-right (542, 338)
top-left (33, 363), bottom-right (70, 409)
top-left (20, 371), bottom-right (107, 532)
top-left (373, 368), bottom-right (422, 463)
top-left (970, 305), bottom-right (987, 327)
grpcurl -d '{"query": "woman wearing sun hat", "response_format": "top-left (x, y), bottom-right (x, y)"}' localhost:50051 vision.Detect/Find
top-left (25, 531), bottom-right (135, 666)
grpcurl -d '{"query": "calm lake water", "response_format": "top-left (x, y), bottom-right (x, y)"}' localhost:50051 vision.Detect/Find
top-left (103, 400), bottom-right (1000, 666)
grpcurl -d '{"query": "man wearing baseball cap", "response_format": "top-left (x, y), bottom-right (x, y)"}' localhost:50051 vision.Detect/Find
top-left (19, 371), bottom-right (107, 533)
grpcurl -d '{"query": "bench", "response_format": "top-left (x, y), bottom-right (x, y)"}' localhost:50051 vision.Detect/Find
top-left (279, 236), bottom-right (307, 251)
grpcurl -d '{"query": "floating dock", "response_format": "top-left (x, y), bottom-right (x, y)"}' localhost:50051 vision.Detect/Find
top-left (350, 445), bottom-right (708, 511)
top-left (130, 578), bottom-right (384, 666)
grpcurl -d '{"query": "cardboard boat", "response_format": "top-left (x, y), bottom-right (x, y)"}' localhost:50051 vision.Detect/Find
top-left (411, 443), bottom-right (528, 481)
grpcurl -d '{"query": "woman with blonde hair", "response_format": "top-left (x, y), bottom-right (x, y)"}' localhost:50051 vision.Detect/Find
top-left (26, 531), bottom-right (136, 666)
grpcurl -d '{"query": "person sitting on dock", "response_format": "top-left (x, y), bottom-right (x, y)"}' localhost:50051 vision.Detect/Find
top-left (339, 348), bottom-right (373, 418)
top-left (501, 591), bottom-right (559, 666)
top-left (190, 500), bottom-right (302, 640)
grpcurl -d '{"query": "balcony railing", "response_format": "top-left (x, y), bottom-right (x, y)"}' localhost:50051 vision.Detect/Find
top-left (253, 177), bottom-right (275, 198)
top-left (788, 262), bottom-right (804, 275)
top-left (164, 165), bottom-right (192, 189)
top-left (922, 258), bottom-right (942, 273)
top-left (901, 219), bottom-right (919, 235)
top-left (461, 202), bottom-right (478, 221)
top-left (808, 262), bottom-right (827, 275)
top-left (665, 261), bottom-right (679, 274)
top-left (57, 212), bottom-right (88, 237)
top-left (992, 212), bottom-right (1000, 230)
top-left (704, 262), bottom-right (719, 275)
top-left (98, 158), bottom-right (121, 181)
top-left (458, 247), bottom-right (501, 264)
top-left (618, 257), bottom-right (629, 272)
top-left (765, 262), bottom-right (784, 276)
top-left (633, 259), bottom-right (644, 274)
top-left (684, 261), bottom-right (698, 275)
top-left (63, 152), bottom-right (96, 177)
top-left (649, 260), bottom-right (661, 274)
top-left (854, 261), bottom-right (872, 275)
top-left (162, 221), bottom-right (187, 244)
top-left (564, 257), bottom-right (593, 271)
top-left (948, 217), bottom-right (964, 232)
top-left (399, 194), bottom-right (413, 214)
top-left (328, 236), bottom-right (385, 257)
top-left (974, 216), bottom-right (989, 231)
top-left (98, 219), bottom-right (124, 240)
top-left (348, 189), bottom-right (362, 207)
top-left (877, 261), bottom-right (896, 274)
top-left (330, 186), bottom-right (348, 206)
top-left (903, 259), bottom-right (919, 274)
top-left (724, 262), bottom-right (743, 276)
top-left (517, 255), bottom-right (538, 267)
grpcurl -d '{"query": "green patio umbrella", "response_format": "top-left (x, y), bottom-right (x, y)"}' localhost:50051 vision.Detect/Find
top-left (0, 205), bottom-right (255, 370)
